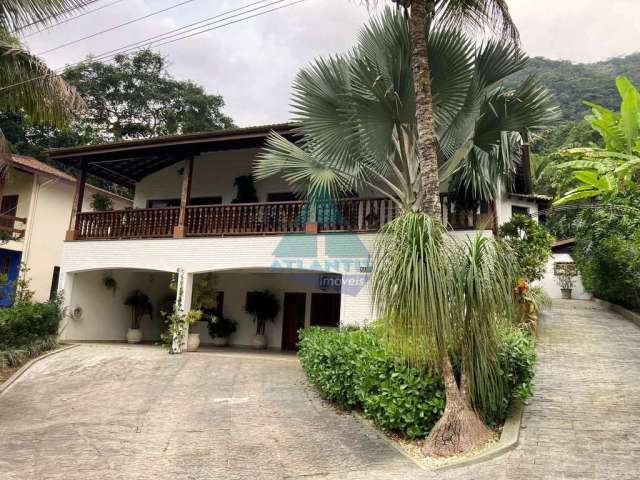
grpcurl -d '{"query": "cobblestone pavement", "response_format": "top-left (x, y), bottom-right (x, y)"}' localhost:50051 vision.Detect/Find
top-left (1, 300), bottom-right (639, 479)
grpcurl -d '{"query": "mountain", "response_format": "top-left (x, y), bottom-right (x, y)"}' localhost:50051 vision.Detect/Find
top-left (504, 53), bottom-right (640, 121)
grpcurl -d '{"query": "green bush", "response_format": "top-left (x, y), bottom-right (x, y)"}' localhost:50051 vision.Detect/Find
top-left (499, 214), bottom-right (554, 282)
top-left (573, 209), bottom-right (640, 311)
top-left (0, 299), bottom-right (63, 349)
top-left (298, 326), bottom-right (536, 438)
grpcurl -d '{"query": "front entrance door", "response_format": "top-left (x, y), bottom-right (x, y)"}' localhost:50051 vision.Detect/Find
top-left (282, 293), bottom-right (306, 351)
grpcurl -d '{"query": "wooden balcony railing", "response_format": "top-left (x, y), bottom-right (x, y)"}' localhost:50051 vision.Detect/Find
top-left (72, 196), bottom-right (494, 241)
top-left (76, 207), bottom-right (180, 240)
top-left (185, 201), bottom-right (307, 236)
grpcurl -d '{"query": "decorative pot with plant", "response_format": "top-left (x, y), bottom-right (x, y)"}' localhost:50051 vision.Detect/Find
top-left (185, 309), bottom-right (204, 351)
top-left (124, 290), bottom-right (152, 343)
top-left (554, 262), bottom-right (578, 300)
top-left (245, 290), bottom-right (280, 349)
top-left (207, 315), bottom-right (238, 346)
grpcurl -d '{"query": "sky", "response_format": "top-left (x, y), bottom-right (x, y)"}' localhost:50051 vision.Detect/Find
top-left (20, 0), bottom-right (640, 126)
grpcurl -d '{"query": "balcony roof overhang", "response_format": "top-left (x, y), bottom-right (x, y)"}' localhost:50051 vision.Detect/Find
top-left (48, 123), bottom-right (301, 187)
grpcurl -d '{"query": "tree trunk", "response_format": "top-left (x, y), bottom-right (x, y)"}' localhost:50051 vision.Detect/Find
top-left (409, 1), bottom-right (441, 218)
top-left (422, 350), bottom-right (492, 457)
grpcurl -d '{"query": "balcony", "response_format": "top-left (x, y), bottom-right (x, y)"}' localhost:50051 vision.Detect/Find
top-left (73, 198), bottom-right (400, 241)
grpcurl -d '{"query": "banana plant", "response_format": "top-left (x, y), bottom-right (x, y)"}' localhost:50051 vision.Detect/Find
top-left (555, 76), bottom-right (640, 205)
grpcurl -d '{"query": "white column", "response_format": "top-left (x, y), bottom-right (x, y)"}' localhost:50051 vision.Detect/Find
top-left (58, 271), bottom-right (75, 340)
top-left (178, 270), bottom-right (194, 352)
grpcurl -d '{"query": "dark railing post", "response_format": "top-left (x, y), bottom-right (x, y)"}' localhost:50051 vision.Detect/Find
top-left (173, 156), bottom-right (193, 238)
top-left (66, 159), bottom-right (87, 241)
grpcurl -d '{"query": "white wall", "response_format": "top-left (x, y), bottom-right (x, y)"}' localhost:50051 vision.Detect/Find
top-left (536, 253), bottom-right (591, 300)
top-left (62, 269), bottom-right (172, 342)
top-left (189, 271), bottom-right (333, 349)
top-left (133, 148), bottom-right (292, 208)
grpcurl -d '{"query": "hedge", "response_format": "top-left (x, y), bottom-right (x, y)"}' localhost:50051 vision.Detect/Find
top-left (298, 326), bottom-right (536, 438)
top-left (0, 299), bottom-right (63, 350)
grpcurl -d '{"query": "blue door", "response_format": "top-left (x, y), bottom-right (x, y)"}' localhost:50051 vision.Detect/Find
top-left (0, 249), bottom-right (22, 306)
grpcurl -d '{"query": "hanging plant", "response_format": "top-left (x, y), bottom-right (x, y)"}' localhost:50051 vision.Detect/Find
top-left (103, 275), bottom-right (117, 296)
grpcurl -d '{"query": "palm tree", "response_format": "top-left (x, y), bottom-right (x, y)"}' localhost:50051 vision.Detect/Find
top-left (383, 0), bottom-right (519, 217)
top-left (255, 9), bottom-right (557, 215)
top-left (256, 9), bottom-right (555, 456)
top-left (0, 1), bottom-right (89, 180)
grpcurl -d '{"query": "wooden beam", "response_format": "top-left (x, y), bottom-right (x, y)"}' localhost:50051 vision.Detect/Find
top-left (66, 161), bottom-right (87, 241)
top-left (173, 156), bottom-right (193, 238)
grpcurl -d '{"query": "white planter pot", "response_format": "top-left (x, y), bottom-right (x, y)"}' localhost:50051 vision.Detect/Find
top-left (126, 328), bottom-right (143, 344)
top-left (211, 336), bottom-right (229, 347)
top-left (187, 333), bottom-right (201, 352)
top-left (252, 334), bottom-right (268, 349)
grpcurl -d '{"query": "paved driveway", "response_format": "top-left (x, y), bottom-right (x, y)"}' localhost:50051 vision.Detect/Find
top-left (1, 300), bottom-right (640, 479)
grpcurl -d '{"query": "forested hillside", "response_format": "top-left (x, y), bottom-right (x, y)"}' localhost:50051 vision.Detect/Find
top-left (505, 53), bottom-right (640, 120)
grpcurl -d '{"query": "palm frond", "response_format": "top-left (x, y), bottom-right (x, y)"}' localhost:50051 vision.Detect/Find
top-left (0, 0), bottom-right (94, 32)
top-left (437, 0), bottom-right (520, 43)
top-left (0, 32), bottom-right (84, 125)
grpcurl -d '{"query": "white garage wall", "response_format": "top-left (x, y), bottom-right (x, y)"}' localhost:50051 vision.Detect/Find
top-left (62, 269), bottom-right (173, 342)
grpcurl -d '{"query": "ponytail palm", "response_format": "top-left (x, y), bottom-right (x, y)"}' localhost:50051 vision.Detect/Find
top-left (0, 1), bottom-right (89, 178)
top-left (373, 212), bottom-right (516, 455)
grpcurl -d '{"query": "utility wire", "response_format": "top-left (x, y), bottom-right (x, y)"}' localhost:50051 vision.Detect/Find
top-left (73, 0), bottom-right (280, 65)
top-left (1, 0), bottom-right (310, 93)
top-left (22, 0), bottom-right (126, 39)
top-left (10, 0), bottom-right (102, 34)
top-left (36, 0), bottom-right (199, 55)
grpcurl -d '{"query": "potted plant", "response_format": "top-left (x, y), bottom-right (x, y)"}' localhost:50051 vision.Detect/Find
top-left (207, 315), bottom-right (238, 346)
top-left (554, 262), bottom-right (578, 300)
top-left (557, 273), bottom-right (576, 299)
top-left (124, 290), bottom-right (152, 343)
top-left (185, 309), bottom-right (204, 351)
top-left (245, 290), bottom-right (280, 349)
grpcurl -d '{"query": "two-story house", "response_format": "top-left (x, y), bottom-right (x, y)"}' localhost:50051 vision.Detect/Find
top-left (0, 155), bottom-right (131, 305)
top-left (49, 123), bottom-right (544, 350)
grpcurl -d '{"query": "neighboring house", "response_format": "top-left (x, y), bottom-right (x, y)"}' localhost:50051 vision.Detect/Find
top-left (0, 155), bottom-right (131, 305)
top-left (50, 123), bottom-right (544, 350)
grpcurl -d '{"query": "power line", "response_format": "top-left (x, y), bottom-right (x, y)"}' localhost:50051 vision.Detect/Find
top-left (22, 0), bottom-right (126, 39)
top-left (74, 0), bottom-right (283, 66)
top-left (1, 0), bottom-right (310, 93)
top-left (36, 0), bottom-right (199, 56)
top-left (10, 0), bottom-right (102, 34)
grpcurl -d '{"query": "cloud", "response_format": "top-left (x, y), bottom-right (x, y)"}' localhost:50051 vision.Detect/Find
top-left (22, 0), bottom-right (640, 126)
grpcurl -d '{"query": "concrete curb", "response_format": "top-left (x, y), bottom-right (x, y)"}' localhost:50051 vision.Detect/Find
top-left (0, 344), bottom-right (79, 398)
top-left (593, 298), bottom-right (640, 328)
top-left (353, 399), bottom-right (524, 472)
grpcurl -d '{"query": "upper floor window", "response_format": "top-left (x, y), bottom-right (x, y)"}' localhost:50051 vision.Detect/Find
top-left (0, 195), bottom-right (18, 231)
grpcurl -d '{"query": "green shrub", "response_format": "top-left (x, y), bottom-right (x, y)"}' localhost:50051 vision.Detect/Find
top-left (574, 208), bottom-right (640, 311)
top-left (499, 215), bottom-right (554, 282)
top-left (298, 326), bottom-right (536, 438)
top-left (0, 299), bottom-right (63, 349)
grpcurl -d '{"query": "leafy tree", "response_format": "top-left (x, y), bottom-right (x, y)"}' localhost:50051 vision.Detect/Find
top-left (499, 214), bottom-right (554, 282)
top-left (62, 50), bottom-right (235, 142)
top-left (0, 0), bottom-right (90, 180)
top-left (555, 76), bottom-right (640, 206)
